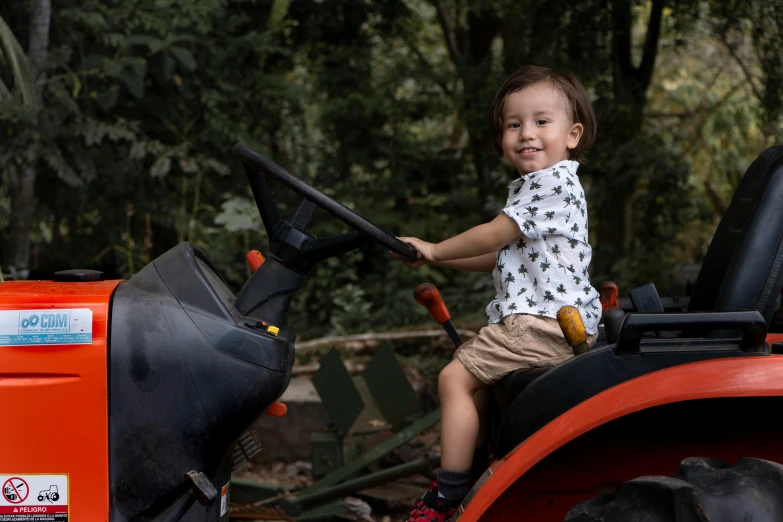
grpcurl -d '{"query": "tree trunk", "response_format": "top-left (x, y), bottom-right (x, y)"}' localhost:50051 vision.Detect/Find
top-left (5, 0), bottom-right (50, 279)
top-left (434, 1), bottom-right (500, 206)
top-left (592, 0), bottom-right (662, 278)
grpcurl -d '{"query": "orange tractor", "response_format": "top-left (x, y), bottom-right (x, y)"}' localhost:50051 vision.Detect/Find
top-left (2, 144), bottom-right (783, 521)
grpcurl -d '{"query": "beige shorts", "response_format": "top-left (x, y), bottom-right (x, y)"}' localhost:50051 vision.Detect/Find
top-left (454, 313), bottom-right (598, 385)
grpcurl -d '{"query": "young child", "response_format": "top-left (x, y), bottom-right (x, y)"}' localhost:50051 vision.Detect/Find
top-left (395, 65), bottom-right (601, 522)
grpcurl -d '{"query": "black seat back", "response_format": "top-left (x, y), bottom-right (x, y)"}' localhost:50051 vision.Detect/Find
top-left (688, 147), bottom-right (783, 324)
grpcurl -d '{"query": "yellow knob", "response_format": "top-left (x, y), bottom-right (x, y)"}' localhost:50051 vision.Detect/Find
top-left (556, 306), bottom-right (590, 354)
top-left (266, 325), bottom-right (279, 336)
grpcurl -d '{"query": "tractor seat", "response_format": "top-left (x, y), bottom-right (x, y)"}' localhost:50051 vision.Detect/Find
top-left (492, 329), bottom-right (608, 411)
top-left (493, 146), bottom-right (783, 456)
top-left (492, 367), bottom-right (548, 412)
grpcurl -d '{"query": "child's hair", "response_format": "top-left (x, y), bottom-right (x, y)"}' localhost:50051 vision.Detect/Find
top-left (488, 65), bottom-right (597, 161)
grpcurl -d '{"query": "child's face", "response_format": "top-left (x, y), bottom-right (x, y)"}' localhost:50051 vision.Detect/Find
top-left (500, 83), bottom-right (584, 175)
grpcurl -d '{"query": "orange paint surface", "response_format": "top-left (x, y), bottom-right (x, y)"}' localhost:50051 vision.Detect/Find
top-left (766, 333), bottom-right (783, 344)
top-left (0, 280), bottom-right (121, 521)
top-left (265, 401), bottom-right (288, 417)
top-left (458, 356), bottom-right (783, 522)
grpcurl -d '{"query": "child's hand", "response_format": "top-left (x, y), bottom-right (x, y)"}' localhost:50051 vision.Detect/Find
top-left (400, 237), bottom-right (437, 262)
top-left (390, 237), bottom-right (437, 269)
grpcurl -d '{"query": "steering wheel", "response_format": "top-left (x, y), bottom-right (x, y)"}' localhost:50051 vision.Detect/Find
top-left (233, 144), bottom-right (418, 268)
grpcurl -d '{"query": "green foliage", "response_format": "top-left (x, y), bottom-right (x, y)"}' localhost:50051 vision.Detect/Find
top-left (0, 15), bottom-right (36, 113)
top-left (2, 0), bottom-right (782, 339)
top-left (586, 137), bottom-right (694, 293)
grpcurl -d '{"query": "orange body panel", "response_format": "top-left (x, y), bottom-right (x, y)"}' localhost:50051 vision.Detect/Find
top-left (766, 333), bottom-right (783, 344)
top-left (0, 280), bottom-right (121, 521)
top-left (458, 356), bottom-right (783, 522)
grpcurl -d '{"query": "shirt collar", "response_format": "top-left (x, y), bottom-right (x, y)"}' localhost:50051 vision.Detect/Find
top-left (509, 160), bottom-right (579, 185)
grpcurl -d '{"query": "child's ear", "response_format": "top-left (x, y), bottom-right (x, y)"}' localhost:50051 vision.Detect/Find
top-left (567, 123), bottom-right (584, 150)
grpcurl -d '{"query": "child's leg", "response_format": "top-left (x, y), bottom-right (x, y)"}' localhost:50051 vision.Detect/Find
top-left (470, 388), bottom-right (492, 479)
top-left (429, 358), bottom-right (489, 512)
top-left (472, 388), bottom-right (491, 449)
top-left (438, 358), bottom-right (487, 471)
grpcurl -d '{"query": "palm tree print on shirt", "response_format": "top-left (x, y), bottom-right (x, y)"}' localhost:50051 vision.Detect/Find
top-left (528, 249), bottom-right (540, 262)
top-left (486, 161), bottom-right (599, 334)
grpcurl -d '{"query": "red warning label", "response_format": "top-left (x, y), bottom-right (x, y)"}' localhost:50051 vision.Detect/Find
top-left (0, 476), bottom-right (67, 521)
top-left (2, 479), bottom-right (28, 504)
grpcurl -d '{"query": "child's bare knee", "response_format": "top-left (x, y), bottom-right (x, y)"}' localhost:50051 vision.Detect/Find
top-left (438, 360), bottom-right (473, 398)
top-left (437, 363), bottom-right (455, 395)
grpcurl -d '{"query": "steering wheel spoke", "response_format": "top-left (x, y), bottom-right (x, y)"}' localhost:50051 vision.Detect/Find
top-left (244, 163), bottom-right (283, 241)
top-left (292, 199), bottom-right (317, 231)
top-left (300, 232), bottom-right (370, 265)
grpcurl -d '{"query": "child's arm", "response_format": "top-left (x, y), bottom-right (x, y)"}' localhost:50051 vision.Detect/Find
top-left (390, 243), bottom-right (495, 272)
top-left (434, 253), bottom-right (496, 272)
top-left (404, 213), bottom-right (521, 264)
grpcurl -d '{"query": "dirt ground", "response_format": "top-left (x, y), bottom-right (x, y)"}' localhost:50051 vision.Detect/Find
top-left (231, 458), bottom-right (438, 521)
top-left (228, 331), bottom-right (462, 522)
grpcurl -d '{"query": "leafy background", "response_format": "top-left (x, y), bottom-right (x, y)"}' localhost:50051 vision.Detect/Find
top-left (2, 0), bottom-right (782, 339)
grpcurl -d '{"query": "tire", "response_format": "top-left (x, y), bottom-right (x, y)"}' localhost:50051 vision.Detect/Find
top-left (51, 493), bottom-right (59, 501)
top-left (565, 457), bottom-right (783, 522)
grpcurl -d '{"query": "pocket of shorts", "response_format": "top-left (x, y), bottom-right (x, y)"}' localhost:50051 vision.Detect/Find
top-left (506, 313), bottom-right (531, 340)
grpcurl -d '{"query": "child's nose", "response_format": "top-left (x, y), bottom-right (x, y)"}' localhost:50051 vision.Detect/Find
top-left (519, 124), bottom-right (535, 140)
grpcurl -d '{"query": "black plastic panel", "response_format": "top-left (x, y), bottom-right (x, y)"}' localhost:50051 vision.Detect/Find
top-left (690, 146), bottom-right (783, 323)
top-left (108, 243), bottom-right (294, 521)
top-left (496, 342), bottom-right (770, 457)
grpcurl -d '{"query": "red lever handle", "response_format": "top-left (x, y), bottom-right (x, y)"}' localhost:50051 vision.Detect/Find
top-left (600, 281), bottom-right (619, 313)
top-left (414, 283), bottom-right (451, 325)
top-left (246, 250), bottom-right (266, 273)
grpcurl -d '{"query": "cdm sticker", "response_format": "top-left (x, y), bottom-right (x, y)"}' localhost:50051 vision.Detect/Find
top-left (0, 309), bottom-right (93, 346)
top-left (19, 311), bottom-right (71, 333)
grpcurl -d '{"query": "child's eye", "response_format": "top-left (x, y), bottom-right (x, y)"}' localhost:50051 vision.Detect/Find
top-left (507, 122), bottom-right (520, 129)
top-left (536, 120), bottom-right (548, 126)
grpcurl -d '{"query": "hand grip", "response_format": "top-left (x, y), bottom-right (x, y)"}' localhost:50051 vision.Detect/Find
top-left (600, 281), bottom-right (619, 313)
top-left (556, 305), bottom-right (590, 355)
top-left (617, 310), bottom-right (767, 354)
top-left (246, 250), bottom-right (266, 273)
top-left (414, 283), bottom-right (451, 325)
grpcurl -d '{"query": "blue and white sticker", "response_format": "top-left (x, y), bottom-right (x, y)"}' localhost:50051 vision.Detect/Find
top-left (0, 309), bottom-right (92, 346)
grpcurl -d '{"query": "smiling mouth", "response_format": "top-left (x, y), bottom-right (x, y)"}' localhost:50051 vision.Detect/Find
top-left (518, 148), bottom-right (541, 154)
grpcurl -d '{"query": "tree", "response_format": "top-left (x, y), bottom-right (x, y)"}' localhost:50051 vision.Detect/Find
top-left (0, 15), bottom-right (37, 109)
top-left (1, 2), bottom-right (49, 279)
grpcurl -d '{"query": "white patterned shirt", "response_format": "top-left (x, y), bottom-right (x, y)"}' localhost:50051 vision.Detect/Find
top-left (486, 160), bottom-right (601, 334)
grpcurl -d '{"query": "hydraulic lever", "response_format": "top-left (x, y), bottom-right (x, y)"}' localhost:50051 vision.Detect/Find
top-left (413, 283), bottom-right (463, 347)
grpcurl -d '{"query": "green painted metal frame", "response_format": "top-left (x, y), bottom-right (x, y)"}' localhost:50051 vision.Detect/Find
top-left (231, 408), bottom-right (441, 515)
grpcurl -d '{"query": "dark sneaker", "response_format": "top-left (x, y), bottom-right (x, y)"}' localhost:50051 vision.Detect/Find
top-left (407, 482), bottom-right (457, 522)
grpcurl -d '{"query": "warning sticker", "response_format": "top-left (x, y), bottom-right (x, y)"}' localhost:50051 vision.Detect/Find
top-left (0, 475), bottom-right (68, 521)
top-left (220, 482), bottom-right (229, 517)
top-left (0, 310), bottom-right (92, 347)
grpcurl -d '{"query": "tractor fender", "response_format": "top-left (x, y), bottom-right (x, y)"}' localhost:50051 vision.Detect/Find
top-left (456, 356), bottom-right (783, 522)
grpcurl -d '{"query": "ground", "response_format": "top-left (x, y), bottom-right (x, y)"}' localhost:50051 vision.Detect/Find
top-left (228, 328), bottom-right (467, 522)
